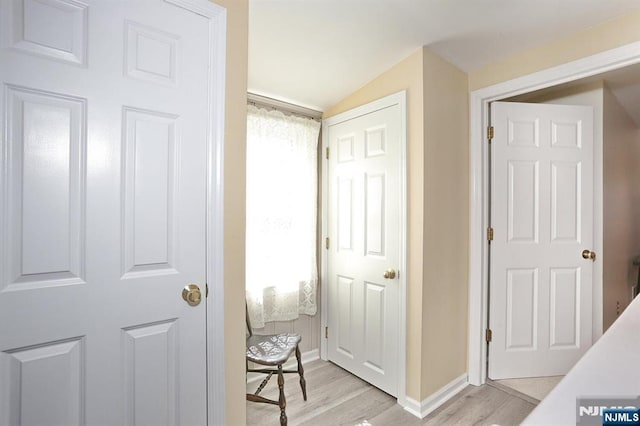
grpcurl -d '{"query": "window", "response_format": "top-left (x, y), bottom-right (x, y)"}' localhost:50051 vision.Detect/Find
top-left (245, 105), bottom-right (321, 328)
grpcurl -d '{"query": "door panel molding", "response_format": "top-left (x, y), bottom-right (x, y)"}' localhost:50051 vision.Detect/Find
top-left (2, 84), bottom-right (87, 291)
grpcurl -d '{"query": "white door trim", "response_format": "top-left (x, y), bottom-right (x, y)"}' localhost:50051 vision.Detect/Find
top-left (320, 90), bottom-right (408, 407)
top-left (468, 40), bottom-right (640, 386)
top-left (174, 0), bottom-right (228, 424)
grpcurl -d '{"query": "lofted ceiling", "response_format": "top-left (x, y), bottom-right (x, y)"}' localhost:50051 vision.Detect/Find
top-left (248, 0), bottom-right (640, 112)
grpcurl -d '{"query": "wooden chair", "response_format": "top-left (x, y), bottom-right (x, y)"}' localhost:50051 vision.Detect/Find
top-left (246, 307), bottom-right (307, 426)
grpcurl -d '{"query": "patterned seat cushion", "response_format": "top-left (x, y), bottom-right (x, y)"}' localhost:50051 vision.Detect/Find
top-left (246, 333), bottom-right (301, 365)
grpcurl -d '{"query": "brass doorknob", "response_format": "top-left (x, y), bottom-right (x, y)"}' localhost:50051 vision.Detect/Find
top-left (383, 269), bottom-right (396, 279)
top-left (182, 284), bottom-right (202, 306)
top-left (582, 250), bottom-right (596, 261)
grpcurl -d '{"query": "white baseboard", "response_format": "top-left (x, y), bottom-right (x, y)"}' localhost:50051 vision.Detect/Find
top-left (300, 348), bottom-right (320, 364)
top-left (402, 373), bottom-right (468, 419)
top-left (247, 348), bottom-right (320, 385)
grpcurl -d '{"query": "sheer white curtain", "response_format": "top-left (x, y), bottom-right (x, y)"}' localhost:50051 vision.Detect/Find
top-left (246, 104), bottom-right (321, 328)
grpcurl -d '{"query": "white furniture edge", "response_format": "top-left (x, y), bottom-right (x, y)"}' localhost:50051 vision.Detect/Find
top-left (523, 295), bottom-right (640, 425)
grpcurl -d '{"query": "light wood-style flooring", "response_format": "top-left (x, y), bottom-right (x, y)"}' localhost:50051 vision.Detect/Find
top-left (247, 360), bottom-right (536, 426)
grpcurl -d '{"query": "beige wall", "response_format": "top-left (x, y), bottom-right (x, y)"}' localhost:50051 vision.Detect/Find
top-left (324, 47), bottom-right (469, 402)
top-left (325, 48), bottom-right (426, 400)
top-left (420, 49), bottom-right (469, 397)
top-left (602, 87), bottom-right (640, 329)
top-left (470, 9), bottom-right (640, 90)
top-left (212, 0), bottom-right (248, 424)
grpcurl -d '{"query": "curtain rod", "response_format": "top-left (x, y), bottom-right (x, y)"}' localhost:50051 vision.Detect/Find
top-left (247, 93), bottom-right (323, 121)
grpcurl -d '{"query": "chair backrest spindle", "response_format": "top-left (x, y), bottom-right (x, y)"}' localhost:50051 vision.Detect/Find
top-left (245, 303), bottom-right (253, 337)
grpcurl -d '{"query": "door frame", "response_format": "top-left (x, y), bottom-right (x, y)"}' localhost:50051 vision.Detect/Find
top-left (320, 91), bottom-right (408, 407)
top-left (468, 40), bottom-right (640, 386)
top-left (187, 0), bottom-right (227, 424)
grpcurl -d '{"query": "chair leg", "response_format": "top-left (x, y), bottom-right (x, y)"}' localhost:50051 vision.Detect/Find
top-left (295, 345), bottom-right (307, 401)
top-left (277, 365), bottom-right (287, 426)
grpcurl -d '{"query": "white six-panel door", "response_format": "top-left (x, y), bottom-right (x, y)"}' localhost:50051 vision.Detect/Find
top-left (489, 101), bottom-right (594, 379)
top-left (0, 1), bottom-right (222, 424)
top-left (326, 99), bottom-right (403, 397)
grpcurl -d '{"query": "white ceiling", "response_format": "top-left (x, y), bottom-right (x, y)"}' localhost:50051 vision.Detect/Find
top-left (248, 0), bottom-right (640, 112)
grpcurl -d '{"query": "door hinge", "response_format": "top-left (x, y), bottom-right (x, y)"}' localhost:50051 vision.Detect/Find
top-left (487, 227), bottom-right (494, 241)
top-left (326, 147), bottom-right (330, 159)
top-left (325, 326), bottom-right (328, 339)
top-left (487, 126), bottom-right (494, 142)
top-left (485, 328), bottom-right (492, 343)
top-left (325, 237), bottom-right (330, 249)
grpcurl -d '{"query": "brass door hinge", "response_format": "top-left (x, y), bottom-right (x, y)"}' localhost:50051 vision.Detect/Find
top-left (325, 326), bottom-right (328, 339)
top-left (487, 126), bottom-right (494, 142)
top-left (485, 328), bottom-right (492, 343)
top-left (325, 237), bottom-right (330, 249)
top-left (487, 227), bottom-right (494, 241)
top-left (326, 147), bottom-right (330, 159)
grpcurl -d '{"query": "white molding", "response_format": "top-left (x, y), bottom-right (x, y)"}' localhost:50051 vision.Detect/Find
top-left (397, 91), bottom-right (408, 409)
top-left (197, 0), bottom-right (227, 425)
top-left (322, 92), bottom-right (404, 126)
top-left (301, 348), bottom-right (320, 364)
top-left (470, 41), bottom-right (640, 102)
top-left (401, 374), bottom-right (468, 419)
top-left (320, 120), bottom-right (329, 362)
top-left (246, 349), bottom-right (320, 384)
top-left (467, 40), bottom-right (640, 386)
top-left (320, 90), bottom-right (408, 405)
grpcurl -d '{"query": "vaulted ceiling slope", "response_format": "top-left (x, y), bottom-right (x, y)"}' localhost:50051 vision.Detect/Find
top-left (248, 0), bottom-right (640, 111)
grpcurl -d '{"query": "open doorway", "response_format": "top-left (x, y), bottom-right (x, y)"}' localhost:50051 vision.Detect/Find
top-left (504, 69), bottom-right (640, 330)
top-left (486, 70), bottom-right (640, 400)
top-left (468, 42), bottom-right (640, 389)
top-left (487, 100), bottom-right (595, 379)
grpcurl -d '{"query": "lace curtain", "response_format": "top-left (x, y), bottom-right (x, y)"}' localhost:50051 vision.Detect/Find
top-left (246, 104), bottom-right (321, 328)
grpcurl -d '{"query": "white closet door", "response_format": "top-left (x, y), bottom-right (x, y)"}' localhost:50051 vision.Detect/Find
top-left (0, 1), bottom-right (222, 423)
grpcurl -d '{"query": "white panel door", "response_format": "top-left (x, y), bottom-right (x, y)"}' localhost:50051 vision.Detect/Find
top-left (326, 99), bottom-right (403, 396)
top-left (0, 1), bottom-right (223, 424)
top-left (489, 101), bottom-right (594, 379)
